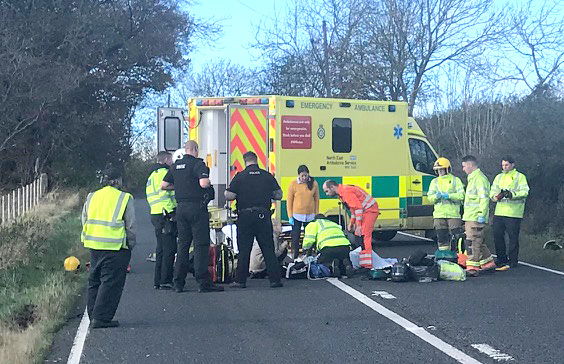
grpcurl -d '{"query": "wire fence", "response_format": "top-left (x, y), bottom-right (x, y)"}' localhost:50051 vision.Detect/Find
top-left (0, 174), bottom-right (48, 225)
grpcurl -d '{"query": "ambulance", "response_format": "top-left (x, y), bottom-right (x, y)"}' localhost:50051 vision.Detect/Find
top-left (157, 96), bottom-right (439, 241)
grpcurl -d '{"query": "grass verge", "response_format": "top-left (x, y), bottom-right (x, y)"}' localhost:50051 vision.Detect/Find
top-left (0, 190), bottom-right (87, 364)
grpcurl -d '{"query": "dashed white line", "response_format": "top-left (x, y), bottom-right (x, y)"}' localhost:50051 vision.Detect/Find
top-left (66, 308), bottom-right (90, 364)
top-left (471, 344), bottom-right (515, 361)
top-left (372, 290), bottom-right (396, 299)
top-left (327, 278), bottom-right (483, 364)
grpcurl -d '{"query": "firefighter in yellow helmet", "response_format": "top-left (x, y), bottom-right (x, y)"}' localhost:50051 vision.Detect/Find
top-left (81, 166), bottom-right (137, 328)
top-left (427, 157), bottom-right (465, 251)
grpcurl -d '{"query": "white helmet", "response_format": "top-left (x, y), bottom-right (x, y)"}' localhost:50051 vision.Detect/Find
top-left (172, 148), bottom-right (185, 162)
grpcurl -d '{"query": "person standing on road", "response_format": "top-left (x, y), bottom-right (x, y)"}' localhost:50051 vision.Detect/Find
top-left (322, 180), bottom-right (379, 269)
top-left (146, 151), bottom-right (177, 290)
top-left (427, 157), bottom-right (465, 251)
top-left (161, 141), bottom-right (224, 293)
top-left (461, 155), bottom-right (496, 277)
top-left (287, 165), bottom-right (319, 258)
top-left (302, 214), bottom-right (354, 278)
top-left (225, 151), bottom-right (284, 289)
top-left (82, 167), bottom-right (136, 329)
top-left (490, 156), bottom-right (530, 271)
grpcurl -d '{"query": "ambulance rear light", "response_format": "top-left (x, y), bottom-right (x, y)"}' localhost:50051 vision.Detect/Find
top-left (239, 98), bottom-right (269, 105)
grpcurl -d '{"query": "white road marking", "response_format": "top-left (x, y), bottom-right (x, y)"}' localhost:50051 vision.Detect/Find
top-left (517, 261), bottom-right (564, 276)
top-left (66, 308), bottom-right (90, 364)
top-left (327, 278), bottom-right (483, 364)
top-left (397, 231), bottom-right (434, 241)
top-left (471, 344), bottom-right (515, 361)
top-left (371, 290), bottom-right (396, 299)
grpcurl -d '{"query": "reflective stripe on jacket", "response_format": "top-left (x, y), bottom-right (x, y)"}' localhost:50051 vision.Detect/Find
top-left (337, 184), bottom-right (379, 224)
top-left (427, 174), bottom-right (465, 219)
top-left (82, 186), bottom-right (132, 251)
top-left (489, 169), bottom-right (529, 218)
top-left (463, 169), bottom-right (490, 223)
top-left (146, 168), bottom-right (176, 214)
top-left (302, 219), bottom-right (351, 251)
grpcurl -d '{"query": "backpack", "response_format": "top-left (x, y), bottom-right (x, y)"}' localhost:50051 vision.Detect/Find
top-left (308, 263), bottom-right (331, 280)
top-left (437, 260), bottom-right (466, 281)
top-left (409, 263), bottom-right (440, 282)
top-left (391, 260), bottom-right (410, 282)
top-left (285, 261), bottom-right (308, 279)
top-left (208, 244), bottom-right (235, 283)
top-left (434, 249), bottom-right (458, 263)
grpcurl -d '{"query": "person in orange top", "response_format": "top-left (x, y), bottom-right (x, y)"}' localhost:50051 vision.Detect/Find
top-left (287, 165), bottom-right (319, 258)
top-left (322, 180), bottom-right (379, 268)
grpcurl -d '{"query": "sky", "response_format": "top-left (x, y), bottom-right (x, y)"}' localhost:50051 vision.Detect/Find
top-left (189, 0), bottom-right (282, 69)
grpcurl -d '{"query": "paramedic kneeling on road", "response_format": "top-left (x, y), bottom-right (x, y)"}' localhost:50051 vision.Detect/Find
top-left (303, 214), bottom-right (354, 278)
top-left (322, 180), bottom-right (379, 268)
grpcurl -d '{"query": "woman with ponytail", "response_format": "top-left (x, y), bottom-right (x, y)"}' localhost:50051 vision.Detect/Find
top-left (287, 165), bottom-right (319, 258)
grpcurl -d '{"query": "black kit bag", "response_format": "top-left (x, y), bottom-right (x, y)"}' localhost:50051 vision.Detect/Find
top-left (391, 260), bottom-right (410, 282)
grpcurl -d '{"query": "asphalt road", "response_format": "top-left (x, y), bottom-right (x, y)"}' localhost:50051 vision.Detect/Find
top-left (46, 200), bottom-right (564, 364)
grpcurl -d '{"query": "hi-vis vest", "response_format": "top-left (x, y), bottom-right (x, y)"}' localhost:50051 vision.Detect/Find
top-left (463, 169), bottom-right (490, 223)
top-left (427, 174), bottom-right (465, 219)
top-left (146, 168), bottom-right (176, 214)
top-left (82, 186), bottom-right (132, 251)
top-left (489, 169), bottom-right (529, 218)
top-left (303, 219), bottom-right (351, 251)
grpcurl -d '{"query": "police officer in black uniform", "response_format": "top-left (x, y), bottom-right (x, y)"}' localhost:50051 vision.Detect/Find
top-left (161, 140), bottom-right (223, 293)
top-left (225, 151), bottom-right (283, 288)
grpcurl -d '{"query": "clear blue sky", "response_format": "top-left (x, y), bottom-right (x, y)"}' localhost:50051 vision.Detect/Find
top-left (190, 0), bottom-right (282, 69)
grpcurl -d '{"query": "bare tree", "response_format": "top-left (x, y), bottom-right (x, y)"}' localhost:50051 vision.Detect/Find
top-left (492, 0), bottom-right (564, 92)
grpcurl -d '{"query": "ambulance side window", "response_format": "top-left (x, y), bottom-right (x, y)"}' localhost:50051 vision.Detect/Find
top-left (332, 118), bottom-right (352, 153)
top-left (409, 138), bottom-right (436, 174)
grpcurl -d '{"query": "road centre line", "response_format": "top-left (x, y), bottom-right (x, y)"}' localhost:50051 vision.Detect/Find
top-left (327, 278), bottom-right (484, 364)
top-left (471, 344), bottom-right (515, 361)
top-left (66, 308), bottom-right (90, 364)
top-left (397, 231), bottom-right (435, 241)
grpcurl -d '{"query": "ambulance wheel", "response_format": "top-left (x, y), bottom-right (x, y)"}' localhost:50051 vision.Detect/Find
top-left (425, 229), bottom-right (438, 242)
top-left (373, 230), bottom-right (397, 241)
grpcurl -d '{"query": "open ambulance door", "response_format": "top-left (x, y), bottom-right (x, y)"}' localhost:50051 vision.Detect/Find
top-left (157, 107), bottom-right (184, 152)
top-left (406, 137), bottom-right (437, 230)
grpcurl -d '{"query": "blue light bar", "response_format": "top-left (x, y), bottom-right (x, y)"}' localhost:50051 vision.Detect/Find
top-left (260, 98), bottom-right (269, 104)
top-left (196, 100), bottom-right (203, 106)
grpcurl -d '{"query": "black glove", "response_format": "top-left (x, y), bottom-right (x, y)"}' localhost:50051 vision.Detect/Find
top-left (503, 190), bottom-right (513, 199)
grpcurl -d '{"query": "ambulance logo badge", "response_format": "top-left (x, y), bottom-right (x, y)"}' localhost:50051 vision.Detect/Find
top-left (317, 125), bottom-right (326, 139)
top-left (393, 125), bottom-right (403, 139)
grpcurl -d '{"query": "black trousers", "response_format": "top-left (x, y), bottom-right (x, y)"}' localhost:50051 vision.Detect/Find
top-left (87, 248), bottom-right (131, 322)
top-left (493, 215), bottom-right (522, 266)
top-left (318, 245), bottom-right (351, 272)
top-left (291, 219), bottom-right (310, 259)
top-left (236, 211), bottom-right (281, 284)
top-left (151, 214), bottom-right (177, 286)
top-left (174, 202), bottom-right (212, 289)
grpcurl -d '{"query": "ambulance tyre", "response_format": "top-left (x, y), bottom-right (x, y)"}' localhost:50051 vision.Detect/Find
top-left (425, 229), bottom-right (438, 243)
top-left (372, 230), bottom-right (397, 242)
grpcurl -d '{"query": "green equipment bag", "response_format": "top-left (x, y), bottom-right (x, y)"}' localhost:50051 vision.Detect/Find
top-left (434, 249), bottom-right (457, 263)
top-left (366, 268), bottom-right (392, 280)
top-left (437, 260), bottom-right (466, 281)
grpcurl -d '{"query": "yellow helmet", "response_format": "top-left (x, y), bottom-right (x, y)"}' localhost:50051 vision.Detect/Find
top-left (64, 256), bottom-right (80, 271)
top-left (433, 157), bottom-right (451, 170)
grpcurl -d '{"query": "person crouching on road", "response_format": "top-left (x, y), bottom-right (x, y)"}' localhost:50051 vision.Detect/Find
top-left (461, 156), bottom-right (496, 277)
top-left (146, 151), bottom-right (177, 290)
top-left (82, 167), bottom-right (136, 329)
top-left (303, 214), bottom-right (354, 278)
top-left (322, 180), bottom-right (379, 269)
top-left (287, 165), bottom-right (319, 259)
top-left (490, 156), bottom-right (529, 271)
top-left (225, 151), bottom-right (284, 289)
top-left (427, 157), bottom-right (465, 251)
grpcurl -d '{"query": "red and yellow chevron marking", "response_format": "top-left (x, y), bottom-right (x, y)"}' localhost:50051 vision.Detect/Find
top-left (230, 108), bottom-right (268, 179)
top-left (269, 117), bottom-right (276, 175)
top-left (188, 101), bottom-right (198, 142)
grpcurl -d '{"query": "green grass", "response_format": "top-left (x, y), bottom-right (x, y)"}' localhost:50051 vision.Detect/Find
top-left (0, 191), bottom-right (87, 364)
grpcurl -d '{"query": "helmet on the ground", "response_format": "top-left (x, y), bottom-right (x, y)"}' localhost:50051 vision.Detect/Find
top-left (433, 157), bottom-right (451, 170)
top-left (172, 148), bottom-right (185, 162)
top-left (64, 256), bottom-right (80, 271)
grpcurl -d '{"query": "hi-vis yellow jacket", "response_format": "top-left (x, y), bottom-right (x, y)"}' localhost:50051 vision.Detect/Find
top-left (427, 174), bottom-right (465, 219)
top-left (489, 169), bottom-right (529, 218)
